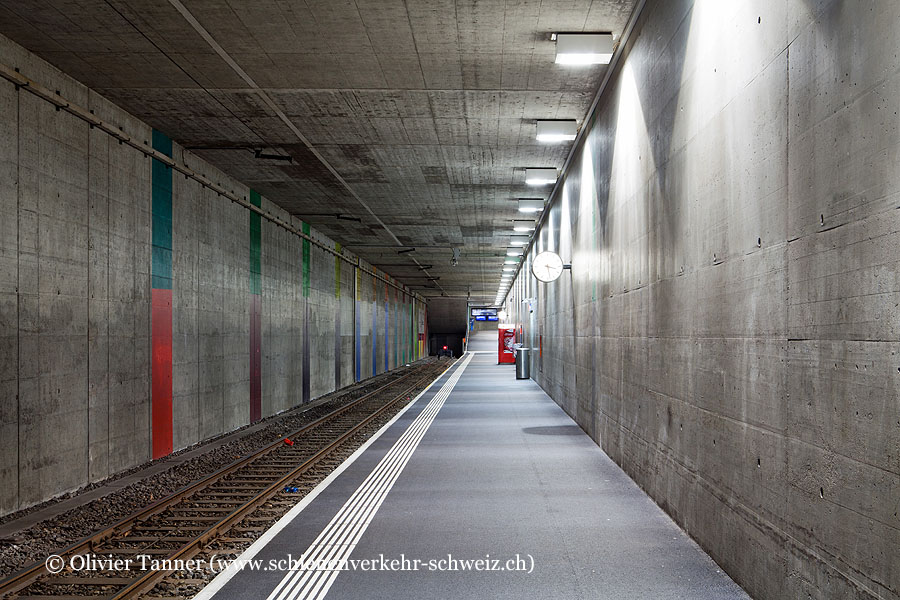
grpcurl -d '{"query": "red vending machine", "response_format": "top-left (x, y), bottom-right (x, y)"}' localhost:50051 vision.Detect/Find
top-left (498, 328), bottom-right (516, 364)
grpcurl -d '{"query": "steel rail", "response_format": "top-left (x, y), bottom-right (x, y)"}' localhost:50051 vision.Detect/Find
top-left (109, 371), bottom-right (437, 599)
top-left (0, 364), bottom-right (443, 597)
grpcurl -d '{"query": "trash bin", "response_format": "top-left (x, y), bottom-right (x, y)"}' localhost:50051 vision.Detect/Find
top-left (515, 347), bottom-right (530, 379)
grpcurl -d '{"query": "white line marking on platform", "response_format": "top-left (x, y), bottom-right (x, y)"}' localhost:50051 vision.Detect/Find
top-left (267, 353), bottom-right (474, 600)
top-left (192, 360), bottom-right (462, 600)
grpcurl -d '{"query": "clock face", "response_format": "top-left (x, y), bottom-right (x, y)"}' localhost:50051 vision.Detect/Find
top-left (531, 251), bottom-right (564, 282)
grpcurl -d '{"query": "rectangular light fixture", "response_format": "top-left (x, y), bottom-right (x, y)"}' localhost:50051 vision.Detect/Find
top-left (525, 168), bottom-right (558, 185)
top-left (505, 259), bottom-right (518, 265)
top-left (513, 219), bottom-right (535, 232)
top-left (518, 199), bottom-right (544, 213)
top-left (507, 248), bottom-right (524, 256)
top-left (509, 235), bottom-right (530, 246)
top-left (536, 120), bottom-right (577, 142)
top-left (503, 266), bottom-right (515, 272)
top-left (555, 33), bottom-right (614, 65)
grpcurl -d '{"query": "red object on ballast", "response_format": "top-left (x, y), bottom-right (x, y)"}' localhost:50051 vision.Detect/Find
top-left (498, 328), bottom-right (515, 364)
top-left (284, 438), bottom-right (294, 446)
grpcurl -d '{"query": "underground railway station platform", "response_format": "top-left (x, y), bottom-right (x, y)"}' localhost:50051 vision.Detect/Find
top-left (2, 1), bottom-right (898, 598)
top-left (195, 332), bottom-right (748, 600)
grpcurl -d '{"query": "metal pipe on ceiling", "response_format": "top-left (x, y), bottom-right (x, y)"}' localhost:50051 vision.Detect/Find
top-left (163, 0), bottom-right (445, 296)
top-left (0, 61), bottom-right (424, 303)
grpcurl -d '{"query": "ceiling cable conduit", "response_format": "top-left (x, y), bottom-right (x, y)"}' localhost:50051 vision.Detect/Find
top-left (164, 0), bottom-right (444, 296)
top-left (0, 61), bottom-right (423, 302)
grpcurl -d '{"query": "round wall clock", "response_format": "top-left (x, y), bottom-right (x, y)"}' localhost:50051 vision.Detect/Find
top-left (532, 251), bottom-right (564, 282)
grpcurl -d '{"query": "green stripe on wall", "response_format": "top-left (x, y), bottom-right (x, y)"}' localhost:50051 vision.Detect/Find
top-left (335, 243), bottom-right (341, 298)
top-left (302, 221), bottom-right (311, 297)
top-left (249, 190), bottom-right (261, 295)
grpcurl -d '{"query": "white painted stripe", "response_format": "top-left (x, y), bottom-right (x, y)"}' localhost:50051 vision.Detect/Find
top-left (267, 353), bottom-right (474, 600)
top-left (269, 381), bottom-right (458, 600)
top-left (193, 360), bottom-right (460, 600)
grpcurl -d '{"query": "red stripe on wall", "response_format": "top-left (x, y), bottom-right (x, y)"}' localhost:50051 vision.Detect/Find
top-left (250, 294), bottom-right (262, 422)
top-left (151, 288), bottom-right (173, 459)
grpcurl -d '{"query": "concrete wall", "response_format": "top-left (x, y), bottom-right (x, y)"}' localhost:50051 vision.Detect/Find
top-left (0, 34), bottom-right (427, 517)
top-left (507, 1), bottom-right (900, 598)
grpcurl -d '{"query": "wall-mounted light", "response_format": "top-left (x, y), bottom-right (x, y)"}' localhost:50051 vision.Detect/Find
top-left (525, 168), bottom-right (558, 185)
top-left (555, 33), bottom-right (614, 65)
top-left (518, 199), bottom-right (545, 213)
top-left (536, 120), bottom-right (577, 142)
top-left (513, 219), bottom-right (535, 232)
top-left (509, 235), bottom-right (530, 247)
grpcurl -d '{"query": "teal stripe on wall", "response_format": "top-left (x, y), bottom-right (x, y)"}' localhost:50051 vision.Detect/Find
top-left (249, 190), bottom-right (261, 295)
top-left (151, 130), bottom-right (173, 290)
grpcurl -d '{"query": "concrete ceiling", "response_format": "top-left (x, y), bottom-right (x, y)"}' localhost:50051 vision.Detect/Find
top-left (0, 0), bottom-right (636, 303)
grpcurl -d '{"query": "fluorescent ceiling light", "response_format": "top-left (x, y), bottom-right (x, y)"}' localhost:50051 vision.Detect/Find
top-left (525, 168), bottom-right (558, 185)
top-left (513, 219), bottom-right (535, 232)
top-left (503, 266), bottom-right (515, 272)
top-left (536, 120), bottom-right (577, 142)
top-left (505, 259), bottom-right (519, 264)
top-left (518, 199), bottom-right (545, 213)
top-left (510, 235), bottom-right (530, 246)
top-left (507, 248), bottom-right (523, 256)
top-left (555, 33), bottom-right (614, 65)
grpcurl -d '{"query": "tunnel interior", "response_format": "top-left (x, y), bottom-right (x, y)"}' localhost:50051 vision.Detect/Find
top-left (0, 1), bottom-right (897, 599)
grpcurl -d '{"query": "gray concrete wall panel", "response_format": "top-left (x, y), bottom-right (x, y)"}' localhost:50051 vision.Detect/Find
top-left (0, 79), bottom-right (18, 514)
top-left (0, 34), bottom-right (426, 517)
top-left (506, 1), bottom-right (900, 598)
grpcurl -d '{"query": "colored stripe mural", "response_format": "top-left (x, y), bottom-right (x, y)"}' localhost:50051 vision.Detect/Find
top-left (413, 298), bottom-right (417, 359)
top-left (302, 222), bottom-right (311, 403)
top-left (410, 295), bottom-right (415, 361)
top-left (355, 267), bottom-right (361, 382)
top-left (371, 269), bottom-right (377, 377)
top-left (151, 130), bottom-right (173, 459)
top-left (393, 287), bottom-right (398, 369)
top-left (249, 190), bottom-right (262, 423)
top-left (334, 243), bottom-right (342, 390)
top-left (384, 280), bottom-right (389, 372)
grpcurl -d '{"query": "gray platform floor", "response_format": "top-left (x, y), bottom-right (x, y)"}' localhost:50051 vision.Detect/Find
top-left (198, 332), bottom-right (750, 600)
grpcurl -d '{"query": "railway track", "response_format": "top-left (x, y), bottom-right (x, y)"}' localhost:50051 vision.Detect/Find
top-left (0, 359), bottom-right (453, 599)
